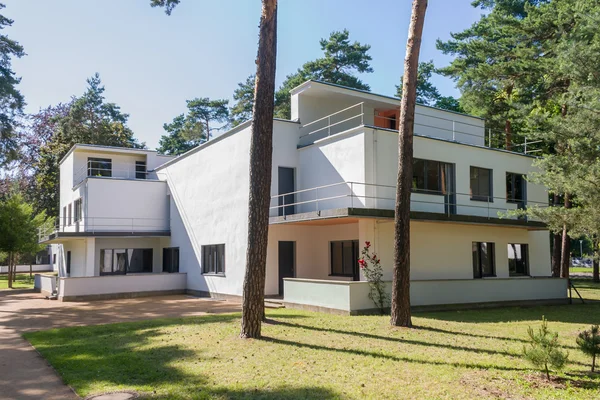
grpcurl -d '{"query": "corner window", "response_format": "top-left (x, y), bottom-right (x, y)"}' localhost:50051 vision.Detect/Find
top-left (135, 161), bottom-right (147, 179)
top-left (163, 247), bottom-right (180, 273)
top-left (508, 244), bottom-right (529, 276)
top-left (330, 240), bottom-right (359, 277)
top-left (68, 203), bottom-right (72, 226)
top-left (472, 242), bottom-right (495, 278)
top-left (202, 244), bottom-right (225, 275)
top-left (74, 198), bottom-right (82, 222)
top-left (470, 166), bottom-right (493, 202)
top-left (100, 248), bottom-right (153, 275)
top-left (88, 157), bottom-right (112, 177)
top-left (506, 173), bottom-right (526, 203)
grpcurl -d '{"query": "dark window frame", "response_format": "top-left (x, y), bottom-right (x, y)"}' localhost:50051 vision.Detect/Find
top-left (202, 244), bottom-right (225, 275)
top-left (412, 158), bottom-right (453, 196)
top-left (472, 242), bottom-right (496, 278)
top-left (67, 203), bottom-right (72, 226)
top-left (100, 248), bottom-right (153, 275)
top-left (330, 240), bottom-right (359, 277)
top-left (74, 198), bottom-right (83, 222)
top-left (506, 172), bottom-right (526, 203)
top-left (66, 251), bottom-right (71, 274)
top-left (163, 247), bottom-right (180, 273)
top-left (470, 166), bottom-right (493, 202)
top-left (63, 206), bottom-right (67, 227)
top-left (88, 157), bottom-right (112, 178)
top-left (135, 161), bottom-right (147, 179)
top-left (508, 243), bottom-right (529, 276)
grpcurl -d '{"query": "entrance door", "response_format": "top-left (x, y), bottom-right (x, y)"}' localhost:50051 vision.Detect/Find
top-left (278, 167), bottom-right (295, 216)
top-left (278, 241), bottom-right (295, 296)
top-left (66, 251), bottom-right (71, 275)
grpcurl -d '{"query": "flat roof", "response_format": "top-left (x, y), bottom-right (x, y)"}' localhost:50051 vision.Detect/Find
top-left (59, 144), bottom-right (167, 166)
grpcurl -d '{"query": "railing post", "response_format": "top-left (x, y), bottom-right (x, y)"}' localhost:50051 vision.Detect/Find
top-left (488, 128), bottom-right (492, 147)
top-left (360, 103), bottom-right (364, 126)
top-left (350, 182), bottom-right (354, 208)
top-left (315, 187), bottom-right (319, 212)
top-left (524, 137), bottom-right (528, 154)
top-left (283, 195), bottom-right (286, 217)
top-left (328, 116), bottom-right (331, 136)
top-left (452, 121), bottom-right (456, 141)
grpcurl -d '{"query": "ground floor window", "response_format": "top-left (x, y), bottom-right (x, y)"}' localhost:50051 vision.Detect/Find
top-left (472, 242), bottom-right (495, 278)
top-left (330, 240), bottom-right (359, 277)
top-left (163, 247), bottom-right (180, 273)
top-left (100, 248), bottom-right (153, 275)
top-left (202, 244), bottom-right (225, 275)
top-left (508, 243), bottom-right (529, 276)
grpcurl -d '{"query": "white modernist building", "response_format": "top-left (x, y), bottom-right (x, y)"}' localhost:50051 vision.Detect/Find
top-left (39, 80), bottom-right (567, 313)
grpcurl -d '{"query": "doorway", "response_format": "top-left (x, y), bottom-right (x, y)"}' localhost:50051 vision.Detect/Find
top-left (278, 241), bottom-right (295, 296)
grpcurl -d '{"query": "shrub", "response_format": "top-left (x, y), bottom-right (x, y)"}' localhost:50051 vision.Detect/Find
top-left (522, 316), bottom-right (568, 380)
top-left (576, 325), bottom-right (600, 372)
top-left (358, 241), bottom-right (389, 314)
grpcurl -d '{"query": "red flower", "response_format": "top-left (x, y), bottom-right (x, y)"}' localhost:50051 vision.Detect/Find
top-left (365, 241), bottom-right (371, 248)
top-left (358, 259), bottom-right (366, 269)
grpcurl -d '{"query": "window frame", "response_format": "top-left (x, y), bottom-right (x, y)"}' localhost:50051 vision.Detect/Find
top-left (508, 243), bottom-right (529, 277)
top-left (67, 203), bottom-right (72, 226)
top-left (63, 206), bottom-right (67, 228)
top-left (330, 240), bottom-right (359, 277)
top-left (87, 157), bottom-right (112, 178)
top-left (470, 166), bottom-right (493, 202)
top-left (506, 172), bottom-right (526, 203)
top-left (74, 198), bottom-right (83, 223)
top-left (472, 241), bottom-right (496, 278)
top-left (163, 247), bottom-right (180, 273)
top-left (99, 248), bottom-right (153, 275)
top-left (201, 244), bottom-right (225, 276)
top-left (135, 161), bottom-right (147, 179)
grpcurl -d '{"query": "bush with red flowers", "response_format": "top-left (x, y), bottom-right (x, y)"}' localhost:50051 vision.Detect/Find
top-left (358, 241), bottom-right (389, 314)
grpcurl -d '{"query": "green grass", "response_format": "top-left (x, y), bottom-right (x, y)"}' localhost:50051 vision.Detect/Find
top-left (571, 267), bottom-right (594, 274)
top-left (0, 273), bottom-right (35, 289)
top-left (25, 280), bottom-right (600, 400)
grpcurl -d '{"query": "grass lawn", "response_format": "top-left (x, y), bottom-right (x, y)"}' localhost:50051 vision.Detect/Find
top-left (571, 267), bottom-right (594, 274)
top-left (25, 280), bottom-right (600, 400)
top-left (0, 273), bottom-right (35, 289)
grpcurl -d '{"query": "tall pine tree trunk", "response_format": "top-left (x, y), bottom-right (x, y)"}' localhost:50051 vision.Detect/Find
top-left (560, 194), bottom-right (571, 278)
top-left (391, 0), bottom-right (428, 328)
top-left (240, 0), bottom-right (278, 339)
top-left (551, 195), bottom-right (562, 277)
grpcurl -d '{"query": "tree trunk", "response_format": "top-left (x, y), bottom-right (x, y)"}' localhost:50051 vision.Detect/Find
top-left (30, 263), bottom-right (32, 279)
top-left (240, 0), bottom-right (278, 339)
top-left (391, 0), bottom-right (428, 328)
top-left (593, 236), bottom-right (599, 283)
top-left (560, 194), bottom-right (571, 278)
top-left (7, 252), bottom-right (13, 289)
top-left (504, 119), bottom-right (512, 151)
top-left (551, 196), bottom-right (562, 277)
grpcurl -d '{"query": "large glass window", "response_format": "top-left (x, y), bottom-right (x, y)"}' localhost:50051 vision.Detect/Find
top-left (202, 244), bottom-right (225, 275)
top-left (472, 242), bottom-right (495, 278)
top-left (135, 161), bottom-right (147, 179)
top-left (506, 173), bottom-right (526, 203)
top-left (470, 166), bottom-right (493, 202)
top-left (74, 198), bottom-right (82, 222)
top-left (330, 240), bottom-right (359, 277)
top-left (508, 244), bottom-right (529, 276)
top-left (163, 247), bottom-right (180, 273)
top-left (88, 157), bottom-right (112, 177)
top-left (100, 248), bottom-right (153, 275)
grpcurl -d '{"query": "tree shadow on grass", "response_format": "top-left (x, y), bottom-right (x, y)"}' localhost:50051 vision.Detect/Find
top-left (145, 386), bottom-right (340, 400)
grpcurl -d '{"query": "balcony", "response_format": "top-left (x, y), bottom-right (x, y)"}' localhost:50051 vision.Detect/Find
top-left (39, 216), bottom-right (170, 243)
top-left (298, 102), bottom-right (543, 154)
top-left (73, 160), bottom-right (154, 187)
top-left (269, 181), bottom-right (548, 228)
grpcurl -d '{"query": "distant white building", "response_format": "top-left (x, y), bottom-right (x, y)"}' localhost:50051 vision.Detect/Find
top-left (38, 80), bottom-right (567, 313)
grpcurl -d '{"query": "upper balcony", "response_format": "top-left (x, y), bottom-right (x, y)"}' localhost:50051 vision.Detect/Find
top-left (73, 158), bottom-right (157, 187)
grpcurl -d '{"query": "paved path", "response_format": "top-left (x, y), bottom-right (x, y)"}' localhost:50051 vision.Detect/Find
top-left (0, 290), bottom-right (241, 400)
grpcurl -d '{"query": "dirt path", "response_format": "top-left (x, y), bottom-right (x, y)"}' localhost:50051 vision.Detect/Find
top-left (0, 290), bottom-right (241, 400)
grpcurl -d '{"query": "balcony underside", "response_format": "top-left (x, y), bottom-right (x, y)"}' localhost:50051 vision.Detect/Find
top-left (40, 230), bottom-right (171, 244)
top-left (269, 207), bottom-right (547, 230)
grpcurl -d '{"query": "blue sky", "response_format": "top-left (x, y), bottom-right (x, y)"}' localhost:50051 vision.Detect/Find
top-left (4, 0), bottom-right (483, 149)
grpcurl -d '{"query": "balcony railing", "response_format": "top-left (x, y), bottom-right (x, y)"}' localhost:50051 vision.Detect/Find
top-left (270, 181), bottom-right (548, 220)
top-left (73, 161), bottom-right (152, 187)
top-left (298, 102), bottom-right (543, 154)
top-left (38, 216), bottom-right (170, 242)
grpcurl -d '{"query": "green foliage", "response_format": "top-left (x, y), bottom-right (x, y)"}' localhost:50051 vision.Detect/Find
top-left (0, 3), bottom-right (25, 166)
top-left (157, 97), bottom-right (229, 156)
top-left (230, 74), bottom-right (255, 127)
top-left (523, 316), bottom-right (568, 379)
top-left (359, 241), bottom-right (389, 314)
top-left (34, 74), bottom-right (143, 217)
top-left (576, 325), bottom-right (600, 372)
top-left (274, 30), bottom-right (373, 119)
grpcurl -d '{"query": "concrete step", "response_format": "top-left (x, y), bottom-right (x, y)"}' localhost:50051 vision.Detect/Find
top-left (265, 300), bottom-right (285, 309)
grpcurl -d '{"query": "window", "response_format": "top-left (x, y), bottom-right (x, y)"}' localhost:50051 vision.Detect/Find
top-left (472, 242), bottom-right (495, 278)
top-left (508, 244), bottom-right (529, 276)
top-left (136, 161), bottom-right (147, 179)
top-left (163, 247), bottom-right (180, 273)
top-left (100, 248), bottom-right (153, 275)
top-left (202, 244), bottom-right (225, 275)
top-left (74, 198), bottom-right (82, 222)
top-left (53, 254), bottom-right (56, 264)
top-left (388, 114), bottom-right (397, 130)
top-left (67, 203), bottom-right (72, 226)
top-left (330, 240), bottom-right (359, 277)
top-left (506, 173), bottom-right (526, 203)
top-left (88, 157), bottom-right (112, 177)
top-left (66, 251), bottom-right (71, 274)
top-left (470, 166), bottom-right (493, 202)
top-left (413, 159), bottom-right (442, 194)
top-left (63, 206), bottom-right (67, 227)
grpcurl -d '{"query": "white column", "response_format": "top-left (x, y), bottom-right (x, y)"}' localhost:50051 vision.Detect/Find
top-left (85, 237), bottom-right (96, 276)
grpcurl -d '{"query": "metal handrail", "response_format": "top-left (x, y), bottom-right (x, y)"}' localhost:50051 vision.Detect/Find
top-left (73, 161), bottom-right (152, 186)
top-left (301, 102), bottom-right (364, 129)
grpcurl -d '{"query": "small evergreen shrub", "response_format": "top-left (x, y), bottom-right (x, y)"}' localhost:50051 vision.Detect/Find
top-left (576, 325), bottom-right (600, 372)
top-left (358, 241), bottom-right (389, 314)
top-left (522, 316), bottom-right (568, 380)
